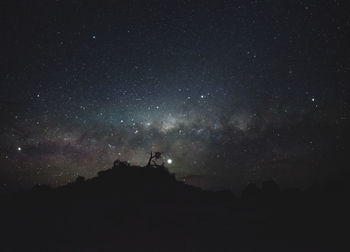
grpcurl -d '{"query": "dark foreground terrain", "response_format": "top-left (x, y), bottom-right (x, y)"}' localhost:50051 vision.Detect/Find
top-left (0, 161), bottom-right (349, 251)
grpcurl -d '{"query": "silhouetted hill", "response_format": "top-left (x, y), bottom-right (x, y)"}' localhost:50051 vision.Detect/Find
top-left (0, 161), bottom-right (349, 251)
top-left (16, 161), bottom-right (235, 205)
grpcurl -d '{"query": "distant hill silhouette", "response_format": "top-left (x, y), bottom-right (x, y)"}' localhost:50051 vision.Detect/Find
top-left (0, 160), bottom-right (349, 251)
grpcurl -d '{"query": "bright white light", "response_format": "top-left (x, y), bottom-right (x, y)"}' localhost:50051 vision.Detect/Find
top-left (167, 159), bottom-right (173, 164)
top-left (17, 147), bottom-right (22, 151)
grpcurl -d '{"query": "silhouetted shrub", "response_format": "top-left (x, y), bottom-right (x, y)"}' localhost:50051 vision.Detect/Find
top-left (75, 176), bottom-right (85, 183)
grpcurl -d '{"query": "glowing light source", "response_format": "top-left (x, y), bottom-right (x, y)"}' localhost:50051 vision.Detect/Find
top-left (167, 159), bottom-right (173, 164)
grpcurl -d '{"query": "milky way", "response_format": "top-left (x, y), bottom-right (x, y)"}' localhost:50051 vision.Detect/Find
top-left (0, 1), bottom-right (349, 192)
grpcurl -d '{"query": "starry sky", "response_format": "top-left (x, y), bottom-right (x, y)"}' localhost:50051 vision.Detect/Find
top-left (0, 0), bottom-right (349, 192)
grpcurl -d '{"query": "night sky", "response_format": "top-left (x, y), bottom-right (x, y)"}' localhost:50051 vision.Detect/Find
top-left (1, 0), bottom-right (349, 192)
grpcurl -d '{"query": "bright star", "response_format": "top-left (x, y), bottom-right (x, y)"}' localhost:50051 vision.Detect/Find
top-left (17, 147), bottom-right (22, 151)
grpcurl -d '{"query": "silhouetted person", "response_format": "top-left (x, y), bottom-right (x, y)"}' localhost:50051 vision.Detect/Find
top-left (113, 159), bottom-right (130, 169)
top-left (113, 159), bottom-right (122, 168)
